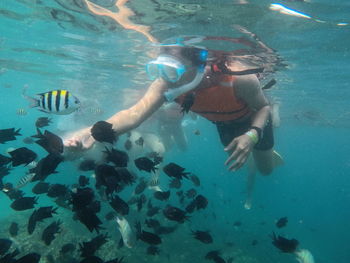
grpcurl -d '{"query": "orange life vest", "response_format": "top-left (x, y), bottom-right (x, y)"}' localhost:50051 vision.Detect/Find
top-left (175, 75), bottom-right (251, 122)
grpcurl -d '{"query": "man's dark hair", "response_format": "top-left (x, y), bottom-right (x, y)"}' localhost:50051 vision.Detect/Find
top-left (159, 45), bottom-right (206, 67)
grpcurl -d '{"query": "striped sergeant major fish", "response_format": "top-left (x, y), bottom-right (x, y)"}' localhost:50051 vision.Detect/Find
top-left (16, 172), bottom-right (35, 189)
top-left (23, 85), bottom-right (80, 115)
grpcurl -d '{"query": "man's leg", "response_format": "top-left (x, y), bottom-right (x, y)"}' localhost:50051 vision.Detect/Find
top-left (245, 155), bottom-right (256, 210)
top-left (253, 148), bottom-right (274, 175)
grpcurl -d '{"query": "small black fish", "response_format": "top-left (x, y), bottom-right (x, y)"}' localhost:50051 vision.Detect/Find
top-left (54, 195), bottom-right (71, 210)
top-left (134, 178), bottom-right (147, 194)
top-left (28, 211), bottom-right (38, 235)
top-left (154, 225), bottom-right (177, 235)
top-left (0, 165), bottom-right (12, 177)
top-left (135, 221), bottom-right (162, 245)
top-left (9, 222), bottom-right (19, 237)
top-left (15, 253), bottom-right (41, 263)
top-left (192, 230), bottom-right (213, 244)
top-left (109, 195), bottom-right (129, 215)
top-left (135, 137), bottom-right (144, 147)
top-left (163, 205), bottom-right (189, 223)
top-left (154, 190), bottom-right (170, 201)
top-left (79, 175), bottom-right (90, 187)
top-left (76, 207), bottom-right (103, 233)
top-left (276, 216), bottom-right (288, 228)
top-left (189, 174), bottom-right (200, 186)
top-left (0, 128), bottom-right (21, 144)
top-left (32, 129), bottom-right (63, 154)
top-left (116, 168), bottom-right (136, 185)
top-left (91, 121), bottom-right (117, 144)
top-left (146, 200), bottom-right (160, 217)
top-left (79, 233), bottom-right (109, 258)
top-left (47, 184), bottom-right (69, 198)
top-left (147, 245), bottom-right (160, 255)
top-left (186, 188), bottom-right (197, 198)
top-left (8, 147), bottom-right (37, 167)
top-left (271, 232), bottom-right (299, 253)
top-left (91, 200), bottom-right (101, 214)
top-left (233, 221), bottom-right (242, 227)
top-left (105, 211), bottom-right (116, 221)
top-left (26, 213), bottom-right (40, 235)
top-left (195, 194), bottom-right (208, 210)
top-left (60, 243), bottom-right (75, 254)
top-left (10, 196), bottom-right (38, 211)
top-left (134, 157), bottom-right (157, 173)
top-left (0, 248), bottom-right (19, 262)
top-left (42, 220), bottom-right (61, 245)
top-left (35, 117), bottom-right (52, 128)
top-left (30, 153), bottom-right (63, 181)
top-left (35, 206), bottom-right (58, 221)
top-left (23, 136), bottom-right (35, 144)
top-left (185, 199), bottom-right (197, 213)
top-left (163, 162), bottom-right (190, 180)
top-left (2, 183), bottom-right (24, 200)
top-left (79, 159), bottom-right (96, 171)
top-left (205, 250), bottom-right (225, 263)
top-left (70, 187), bottom-right (95, 211)
top-left (0, 154), bottom-right (11, 166)
top-left (124, 139), bottom-right (132, 151)
top-left (0, 238), bottom-right (12, 255)
top-left (251, 239), bottom-right (258, 246)
top-left (94, 164), bottom-right (120, 194)
top-left (169, 178), bottom-right (181, 189)
top-left (28, 206), bottom-right (57, 234)
top-left (32, 181), bottom-right (50, 194)
top-left (104, 147), bottom-right (129, 167)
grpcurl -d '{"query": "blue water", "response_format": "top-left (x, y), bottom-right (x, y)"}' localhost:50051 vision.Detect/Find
top-left (1, 0), bottom-right (350, 262)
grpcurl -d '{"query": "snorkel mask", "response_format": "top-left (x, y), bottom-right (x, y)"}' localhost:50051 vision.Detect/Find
top-left (146, 43), bottom-right (208, 102)
top-left (146, 55), bottom-right (187, 83)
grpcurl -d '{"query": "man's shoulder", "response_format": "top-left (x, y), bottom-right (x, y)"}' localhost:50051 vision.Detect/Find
top-left (234, 74), bottom-right (260, 97)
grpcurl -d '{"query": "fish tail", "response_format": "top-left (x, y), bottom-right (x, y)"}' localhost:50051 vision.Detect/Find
top-left (31, 128), bottom-right (43, 139)
top-left (22, 85), bottom-right (39, 108)
top-left (134, 221), bottom-right (142, 238)
top-left (14, 128), bottom-right (21, 136)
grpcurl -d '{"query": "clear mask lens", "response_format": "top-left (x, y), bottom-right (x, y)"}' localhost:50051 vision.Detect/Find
top-left (146, 56), bottom-right (186, 82)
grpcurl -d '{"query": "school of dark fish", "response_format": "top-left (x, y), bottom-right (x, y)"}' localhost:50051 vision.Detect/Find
top-left (0, 119), bottom-right (299, 263)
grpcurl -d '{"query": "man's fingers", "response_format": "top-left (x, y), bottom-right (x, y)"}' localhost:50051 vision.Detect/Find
top-left (228, 153), bottom-right (249, 171)
top-left (224, 139), bottom-right (237, 152)
top-left (225, 148), bottom-right (241, 166)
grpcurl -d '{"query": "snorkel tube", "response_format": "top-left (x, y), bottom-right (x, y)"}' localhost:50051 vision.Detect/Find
top-left (163, 67), bottom-right (205, 102)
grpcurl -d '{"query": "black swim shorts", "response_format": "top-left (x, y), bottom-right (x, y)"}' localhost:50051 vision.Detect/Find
top-left (215, 115), bottom-right (274, 151)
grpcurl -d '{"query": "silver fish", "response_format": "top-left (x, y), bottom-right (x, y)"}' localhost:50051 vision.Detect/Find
top-left (116, 216), bottom-right (136, 248)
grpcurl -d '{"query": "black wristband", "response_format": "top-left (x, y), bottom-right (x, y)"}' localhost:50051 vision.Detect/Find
top-left (249, 126), bottom-right (262, 142)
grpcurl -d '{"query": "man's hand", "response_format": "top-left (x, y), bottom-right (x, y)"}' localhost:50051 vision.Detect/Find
top-left (63, 128), bottom-right (95, 160)
top-left (224, 132), bottom-right (256, 171)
